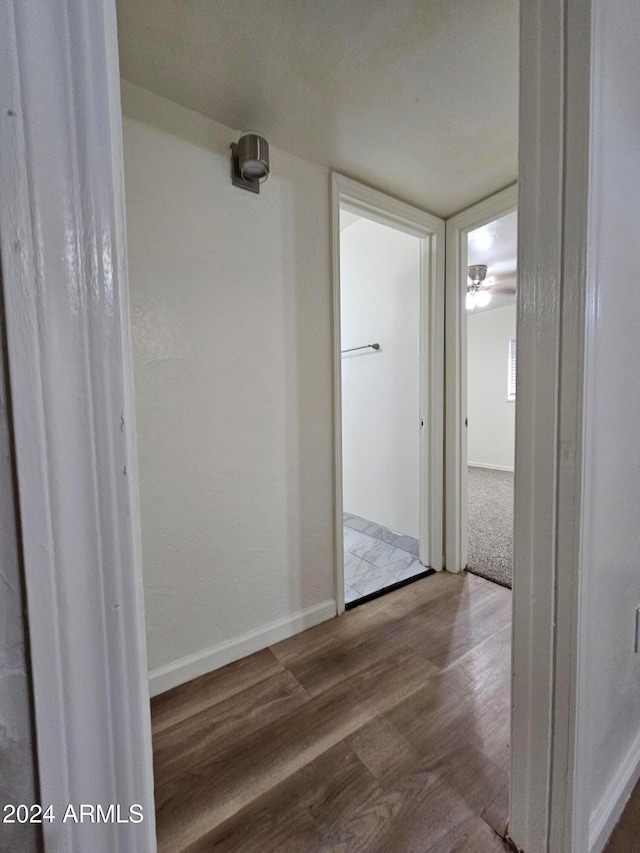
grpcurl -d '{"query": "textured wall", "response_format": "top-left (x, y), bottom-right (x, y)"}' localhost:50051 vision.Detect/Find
top-left (581, 0), bottom-right (640, 838)
top-left (467, 304), bottom-right (516, 470)
top-left (0, 316), bottom-right (39, 853)
top-left (340, 217), bottom-right (421, 537)
top-left (121, 81), bottom-right (335, 680)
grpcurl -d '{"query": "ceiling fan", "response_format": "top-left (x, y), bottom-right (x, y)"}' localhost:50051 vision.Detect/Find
top-left (466, 264), bottom-right (517, 310)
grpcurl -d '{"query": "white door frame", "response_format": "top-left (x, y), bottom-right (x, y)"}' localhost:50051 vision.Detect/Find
top-left (1, 3), bottom-right (611, 853)
top-left (0, 2), bottom-right (156, 851)
top-left (331, 173), bottom-right (445, 613)
top-left (444, 184), bottom-right (518, 573)
top-left (509, 0), bottom-right (594, 848)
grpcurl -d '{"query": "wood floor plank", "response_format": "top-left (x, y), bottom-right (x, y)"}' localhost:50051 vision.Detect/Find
top-left (320, 743), bottom-right (506, 853)
top-left (153, 571), bottom-right (514, 851)
top-left (270, 571), bottom-right (467, 669)
top-left (375, 620), bottom-right (512, 776)
top-left (153, 669), bottom-right (310, 784)
top-left (345, 664), bottom-right (496, 792)
top-left (183, 742), bottom-right (382, 853)
top-left (273, 572), bottom-right (503, 697)
top-left (447, 817), bottom-right (512, 852)
top-left (151, 647), bottom-right (284, 735)
top-left (603, 825), bottom-right (640, 853)
top-left (480, 776), bottom-right (510, 839)
top-left (460, 678), bottom-right (511, 774)
top-left (155, 647), bottom-right (437, 851)
top-left (346, 716), bottom-right (421, 788)
top-left (448, 629), bottom-right (512, 774)
top-left (452, 622), bottom-right (512, 686)
top-left (604, 777), bottom-right (640, 852)
top-left (411, 589), bottom-right (512, 671)
top-left (281, 621), bottom-right (439, 698)
top-left (384, 666), bottom-right (477, 746)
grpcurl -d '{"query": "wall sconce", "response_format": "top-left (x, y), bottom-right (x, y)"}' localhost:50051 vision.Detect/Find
top-left (230, 131), bottom-right (270, 193)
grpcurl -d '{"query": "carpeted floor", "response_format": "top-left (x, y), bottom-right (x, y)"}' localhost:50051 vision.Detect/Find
top-left (467, 466), bottom-right (513, 588)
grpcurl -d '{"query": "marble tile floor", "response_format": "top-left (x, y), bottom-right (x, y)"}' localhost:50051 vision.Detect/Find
top-left (343, 514), bottom-right (426, 604)
top-left (344, 512), bottom-right (420, 556)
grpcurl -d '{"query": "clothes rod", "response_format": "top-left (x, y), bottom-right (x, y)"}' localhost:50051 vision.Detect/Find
top-left (341, 343), bottom-right (381, 354)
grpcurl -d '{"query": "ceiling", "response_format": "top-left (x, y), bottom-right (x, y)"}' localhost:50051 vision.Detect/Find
top-left (467, 209), bottom-right (517, 312)
top-left (116, 0), bottom-right (519, 218)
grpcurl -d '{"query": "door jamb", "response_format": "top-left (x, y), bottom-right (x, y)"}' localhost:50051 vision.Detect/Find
top-left (331, 173), bottom-right (445, 613)
top-left (444, 184), bottom-right (518, 573)
top-left (0, 3), bottom-right (156, 850)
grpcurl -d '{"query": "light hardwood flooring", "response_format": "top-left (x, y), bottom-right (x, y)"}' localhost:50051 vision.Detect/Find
top-left (151, 570), bottom-right (513, 852)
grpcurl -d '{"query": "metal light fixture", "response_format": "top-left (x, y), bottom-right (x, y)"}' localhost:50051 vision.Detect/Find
top-left (466, 264), bottom-right (492, 310)
top-left (231, 131), bottom-right (270, 193)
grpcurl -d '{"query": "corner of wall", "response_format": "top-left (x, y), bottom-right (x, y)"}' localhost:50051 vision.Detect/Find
top-left (148, 599), bottom-right (337, 696)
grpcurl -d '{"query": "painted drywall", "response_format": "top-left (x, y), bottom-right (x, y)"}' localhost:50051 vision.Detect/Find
top-left (466, 304), bottom-right (516, 470)
top-left (341, 216), bottom-right (421, 538)
top-left (121, 81), bottom-right (335, 684)
top-left (0, 324), bottom-right (39, 853)
top-left (580, 2), bottom-right (640, 848)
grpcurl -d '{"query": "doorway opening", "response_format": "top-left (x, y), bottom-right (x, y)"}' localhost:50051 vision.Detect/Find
top-left (340, 210), bottom-right (432, 606)
top-left (444, 185), bottom-right (518, 579)
top-left (331, 175), bottom-right (445, 612)
top-left (465, 210), bottom-right (518, 588)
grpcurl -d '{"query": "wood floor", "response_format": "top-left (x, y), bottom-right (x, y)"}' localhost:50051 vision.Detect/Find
top-left (604, 778), bottom-right (640, 852)
top-left (151, 571), bottom-right (513, 852)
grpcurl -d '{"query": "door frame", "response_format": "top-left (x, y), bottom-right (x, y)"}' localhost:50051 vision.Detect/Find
top-left (1, 3), bottom-right (605, 852)
top-left (0, 2), bottom-right (156, 850)
top-left (331, 173), bottom-right (445, 613)
top-left (444, 183), bottom-right (518, 573)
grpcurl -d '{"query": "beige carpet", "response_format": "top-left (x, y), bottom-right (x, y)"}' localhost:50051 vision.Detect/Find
top-left (467, 466), bottom-right (513, 588)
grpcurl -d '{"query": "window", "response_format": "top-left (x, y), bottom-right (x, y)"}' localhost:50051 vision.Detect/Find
top-left (508, 336), bottom-right (516, 401)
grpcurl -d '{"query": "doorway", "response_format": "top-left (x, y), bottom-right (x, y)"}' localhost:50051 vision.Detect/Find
top-left (444, 185), bottom-right (518, 576)
top-left (340, 210), bottom-right (428, 606)
top-left (331, 175), bottom-right (445, 612)
top-left (465, 210), bottom-right (517, 588)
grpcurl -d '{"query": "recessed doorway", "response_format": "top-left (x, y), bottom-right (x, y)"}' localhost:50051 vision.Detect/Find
top-left (444, 185), bottom-right (518, 578)
top-left (465, 210), bottom-right (517, 588)
top-left (331, 175), bottom-right (445, 611)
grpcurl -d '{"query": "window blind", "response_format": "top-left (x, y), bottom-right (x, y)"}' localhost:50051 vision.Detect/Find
top-left (508, 336), bottom-right (516, 401)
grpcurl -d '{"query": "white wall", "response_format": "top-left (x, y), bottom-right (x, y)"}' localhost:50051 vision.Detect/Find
top-left (580, 2), bottom-right (640, 848)
top-left (340, 217), bottom-right (421, 538)
top-left (121, 81), bottom-right (335, 691)
top-left (467, 304), bottom-right (516, 471)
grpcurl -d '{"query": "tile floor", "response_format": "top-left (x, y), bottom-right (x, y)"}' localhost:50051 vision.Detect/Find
top-left (343, 513), bottom-right (427, 604)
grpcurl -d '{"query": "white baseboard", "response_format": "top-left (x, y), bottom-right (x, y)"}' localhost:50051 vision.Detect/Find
top-left (148, 599), bottom-right (337, 697)
top-left (589, 729), bottom-right (640, 853)
top-left (468, 462), bottom-right (515, 473)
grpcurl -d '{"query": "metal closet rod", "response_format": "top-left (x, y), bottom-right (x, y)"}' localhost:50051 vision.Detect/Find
top-left (341, 343), bottom-right (381, 354)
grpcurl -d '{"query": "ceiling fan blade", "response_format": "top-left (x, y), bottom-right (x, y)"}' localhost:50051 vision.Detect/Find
top-left (486, 284), bottom-right (517, 295)
top-left (490, 270), bottom-right (517, 283)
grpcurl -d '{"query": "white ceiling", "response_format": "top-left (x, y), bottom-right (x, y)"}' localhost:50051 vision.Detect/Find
top-left (467, 209), bottom-right (517, 312)
top-left (116, 0), bottom-right (519, 218)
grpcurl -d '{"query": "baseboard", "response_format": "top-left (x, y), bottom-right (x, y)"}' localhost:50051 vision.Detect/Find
top-left (148, 599), bottom-right (337, 697)
top-left (468, 462), bottom-right (515, 472)
top-left (589, 728), bottom-right (640, 853)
